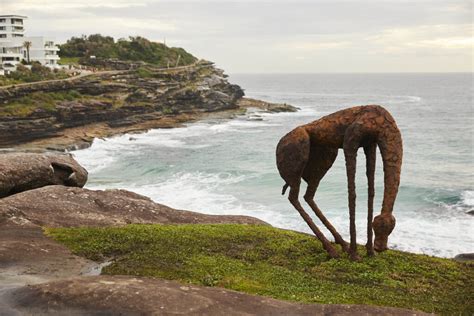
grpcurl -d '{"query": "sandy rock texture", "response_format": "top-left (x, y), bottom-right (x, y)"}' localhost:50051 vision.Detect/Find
top-left (0, 185), bottom-right (268, 290)
top-left (0, 153), bottom-right (87, 198)
top-left (5, 276), bottom-right (431, 316)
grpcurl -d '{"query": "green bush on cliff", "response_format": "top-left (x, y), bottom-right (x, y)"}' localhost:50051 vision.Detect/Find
top-left (59, 34), bottom-right (196, 67)
top-left (0, 63), bottom-right (69, 86)
top-left (45, 224), bottom-right (473, 315)
top-left (0, 90), bottom-right (83, 117)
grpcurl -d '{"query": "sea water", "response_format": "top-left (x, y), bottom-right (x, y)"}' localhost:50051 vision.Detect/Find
top-left (73, 73), bottom-right (473, 258)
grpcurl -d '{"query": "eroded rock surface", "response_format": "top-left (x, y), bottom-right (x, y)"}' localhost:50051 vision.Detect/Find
top-left (0, 185), bottom-right (267, 227)
top-left (0, 61), bottom-right (244, 147)
top-left (0, 153), bottom-right (87, 198)
top-left (6, 276), bottom-right (430, 316)
top-left (454, 253), bottom-right (474, 262)
top-left (0, 185), bottom-right (268, 288)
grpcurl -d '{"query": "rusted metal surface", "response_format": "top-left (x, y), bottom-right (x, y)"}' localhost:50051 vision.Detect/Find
top-left (276, 105), bottom-right (403, 260)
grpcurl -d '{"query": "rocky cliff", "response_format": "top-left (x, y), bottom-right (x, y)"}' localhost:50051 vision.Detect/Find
top-left (0, 61), bottom-right (246, 147)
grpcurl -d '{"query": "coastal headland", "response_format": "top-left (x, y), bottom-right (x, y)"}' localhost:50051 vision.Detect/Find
top-left (0, 36), bottom-right (471, 315)
top-left (0, 59), bottom-right (296, 152)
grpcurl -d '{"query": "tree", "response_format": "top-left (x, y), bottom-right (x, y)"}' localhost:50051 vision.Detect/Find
top-left (23, 41), bottom-right (32, 63)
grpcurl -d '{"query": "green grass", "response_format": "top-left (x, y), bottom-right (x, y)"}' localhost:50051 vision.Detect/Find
top-left (0, 90), bottom-right (83, 117)
top-left (45, 224), bottom-right (473, 315)
top-left (58, 57), bottom-right (81, 65)
top-left (0, 77), bottom-right (21, 86)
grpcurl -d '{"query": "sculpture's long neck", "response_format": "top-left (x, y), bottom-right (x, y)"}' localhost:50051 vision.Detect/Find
top-left (377, 125), bottom-right (403, 215)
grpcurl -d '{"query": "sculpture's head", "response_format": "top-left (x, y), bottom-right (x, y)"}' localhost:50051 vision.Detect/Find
top-left (372, 213), bottom-right (396, 252)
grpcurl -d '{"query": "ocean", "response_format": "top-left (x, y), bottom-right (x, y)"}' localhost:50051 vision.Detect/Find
top-left (73, 73), bottom-right (473, 258)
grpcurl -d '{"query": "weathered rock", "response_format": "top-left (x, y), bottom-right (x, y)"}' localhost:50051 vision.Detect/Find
top-left (0, 185), bottom-right (268, 293)
top-left (0, 217), bottom-right (93, 288)
top-left (0, 62), bottom-right (246, 147)
top-left (0, 185), bottom-right (267, 227)
top-left (236, 97), bottom-right (299, 112)
top-left (454, 253), bottom-right (474, 262)
top-left (6, 276), bottom-right (430, 316)
top-left (0, 153), bottom-right (87, 198)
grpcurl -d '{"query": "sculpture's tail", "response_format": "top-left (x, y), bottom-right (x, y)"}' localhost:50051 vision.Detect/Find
top-left (281, 183), bottom-right (289, 195)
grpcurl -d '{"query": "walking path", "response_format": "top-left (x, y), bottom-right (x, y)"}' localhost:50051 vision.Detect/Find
top-left (0, 60), bottom-right (204, 91)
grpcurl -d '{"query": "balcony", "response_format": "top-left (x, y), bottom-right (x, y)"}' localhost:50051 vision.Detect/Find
top-left (45, 54), bottom-right (60, 60)
top-left (0, 52), bottom-right (23, 58)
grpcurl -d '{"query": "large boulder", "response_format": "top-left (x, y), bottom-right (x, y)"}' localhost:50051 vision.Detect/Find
top-left (0, 185), bottom-right (267, 227)
top-left (0, 185), bottom-right (268, 289)
top-left (6, 276), bottom-right (430, 316)
top-left (0, 153), bottom-right (87, 198)
top-left (454, 253), bottom-right (474, 262)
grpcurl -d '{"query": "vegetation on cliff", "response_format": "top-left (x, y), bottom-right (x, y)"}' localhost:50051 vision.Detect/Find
top-left (0, 90), bottom-right (85, 117)
top-left (46, 224), bottom-right (473, 315)
top-left (59, 34), bottom-right (196, 67)
top-left (0, 63), bottom-right (69, 86)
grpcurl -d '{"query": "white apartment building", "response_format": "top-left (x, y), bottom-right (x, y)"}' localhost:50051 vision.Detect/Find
top-left (26, 37), bottom-right (60, 67)
top-left (0, 15), bottom-right (60, 75)
top-left (0, 15), bottom-right (26, 74)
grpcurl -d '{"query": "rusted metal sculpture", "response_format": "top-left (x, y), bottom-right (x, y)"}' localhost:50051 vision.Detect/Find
top-left (276, 105), bottom-right (402, 261)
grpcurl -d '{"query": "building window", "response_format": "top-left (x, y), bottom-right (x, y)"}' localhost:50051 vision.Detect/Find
top-left (0, 34), bottom-right (6, 38)
top-left (12, 34), bottom-right (23, 37)
top-left (11, 19), bottom-right (23, 25)
top-left (0, 19), bottom-right (5, 23)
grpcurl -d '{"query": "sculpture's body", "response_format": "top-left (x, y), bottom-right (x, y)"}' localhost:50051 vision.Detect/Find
top-left (276, 105), bottom-right (402, 260)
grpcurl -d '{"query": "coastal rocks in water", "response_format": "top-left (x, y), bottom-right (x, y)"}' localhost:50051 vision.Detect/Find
top-left (0, 185), bottom-right (267, 227)
top-left (7, 276), bottom-right (431, 316)
top-left (454, 253), bottom-right (474, 262)
top-left (0, 153), bottom-right (87, 198)
top-left (236, 97), bottom-right (299, 113)
top-left (466, 209), bottom-right (474, 216)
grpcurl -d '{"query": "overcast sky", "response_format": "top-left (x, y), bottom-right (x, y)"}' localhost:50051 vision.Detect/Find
top-left (1, 0), bottom-right (472, 73)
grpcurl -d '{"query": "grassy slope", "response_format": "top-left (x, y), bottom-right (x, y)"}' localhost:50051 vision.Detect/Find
top-left (0, 90), bottom-right (88, 117)
top-left (46, 224), bottom-right (473, 315)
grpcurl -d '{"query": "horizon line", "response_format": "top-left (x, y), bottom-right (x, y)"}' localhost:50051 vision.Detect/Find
top-left (228, 71), bottom-right (474, 75)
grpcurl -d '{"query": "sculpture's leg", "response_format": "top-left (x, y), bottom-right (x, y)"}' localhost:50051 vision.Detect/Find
top-left (343, 127), bottom-right (362, 261)
top-left (364, 144), bottom-right (376, 256)
top-left (303, 147), bottom-right (349, 253)
top-left (288, 183), bottom-right (339, 259)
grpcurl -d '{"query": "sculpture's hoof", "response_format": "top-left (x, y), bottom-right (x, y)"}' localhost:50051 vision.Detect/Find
top-left (339, 241), bottom-right (350, 253)
top-left (350, 253), bottom-right (361, 261)
top-left (325, 245), bottom-right (339, 259)
top-left (366, 244), bottom-right (375, 257)
top-left (328, 251), bottom-right (340, 259)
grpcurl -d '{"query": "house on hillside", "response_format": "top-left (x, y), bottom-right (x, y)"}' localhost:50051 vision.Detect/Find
top-left (0, 15), bottom-right (60, 75)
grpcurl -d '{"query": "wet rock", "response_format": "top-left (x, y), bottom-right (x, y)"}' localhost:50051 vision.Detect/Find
top-left (7, 276), bottom-right (430, 316)
top-left (267, 103), bottom-right (299, 113)
top-left (0, 185), bottom-right (267, 290)
top-left (453, 253), bottom-right (474, 262)
top-left (0, 185), bottom-right (267, 227)
top-left (237, 98), bottom-right (299, 113)
top-left (466, 209), bottom-right (474, 216)
top-left (0, 153), bottom-right (87, 198)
